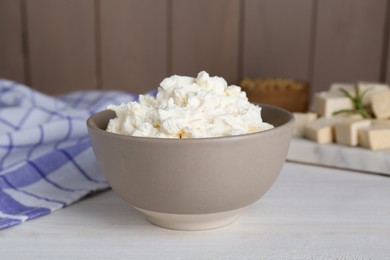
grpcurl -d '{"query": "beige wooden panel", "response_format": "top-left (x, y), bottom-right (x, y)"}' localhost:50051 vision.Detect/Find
top-left (312, 0), bottom-right (387, 93)
top-left (243, 0), bottom-right (313, 81)
top-left (172, 0), bottom-right (240, 84)
top-left (100, 0), bottom-right (168, 93)
top-left (387, 15), bottom-right (390, 84)
top-left (26, 0), bottom-right (96, 94)
top-left (388, 48), bottom-right (390, 84)
top-left (0, 0), bottom-right (25, 83)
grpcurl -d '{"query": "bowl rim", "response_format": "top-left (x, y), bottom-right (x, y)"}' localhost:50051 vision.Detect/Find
top-left (87, 103), bottom-right (295, 143)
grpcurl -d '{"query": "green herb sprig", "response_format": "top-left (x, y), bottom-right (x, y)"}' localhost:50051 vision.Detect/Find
top-left (332, 84), bottom-right (372, 119)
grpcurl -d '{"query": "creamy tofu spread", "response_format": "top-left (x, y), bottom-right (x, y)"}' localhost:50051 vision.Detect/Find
top-left (106, 71), bottom-right (274, 138)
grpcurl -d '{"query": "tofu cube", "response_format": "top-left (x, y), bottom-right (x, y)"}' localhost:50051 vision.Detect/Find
top-left (329, 82), bottom-right (389, 106)
top-left (358, 82), bottom-right (390, 106)
top-left (313, 92), bottom-right (354, 117)
top-left (334, 119), bottom-right (371, 146)
top-left (358, 126), bottom-right (390, 150)
top-left (372, 119), bottom-right (390, 128)
top-left (371, 90), bottom-right (390, 119)
top-left (292, 112), bottom-right (317, 137)
top-left (304, 117), bottom-right (345, 144)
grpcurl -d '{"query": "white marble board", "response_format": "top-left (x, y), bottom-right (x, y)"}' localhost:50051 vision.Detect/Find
top-left (287, 137), bottom-right (390, 176)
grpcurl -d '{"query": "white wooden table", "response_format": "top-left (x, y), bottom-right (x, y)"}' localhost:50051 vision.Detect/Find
top-left (2, 162), bottom-right (390, 259)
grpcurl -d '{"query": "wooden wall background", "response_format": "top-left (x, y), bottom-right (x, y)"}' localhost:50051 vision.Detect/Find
top-left (0, 0), bottom-right (389, 96)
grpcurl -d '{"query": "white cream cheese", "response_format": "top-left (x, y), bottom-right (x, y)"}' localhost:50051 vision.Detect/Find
top-left (106, 71), bottom-right (274, 138)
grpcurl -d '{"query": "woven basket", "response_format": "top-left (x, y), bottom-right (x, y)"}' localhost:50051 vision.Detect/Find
top-left (240, 78), bottom-right (309, 112)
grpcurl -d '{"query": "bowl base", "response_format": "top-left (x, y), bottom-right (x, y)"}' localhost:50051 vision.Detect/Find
top-left (134, 207), bottom-right (246, 231)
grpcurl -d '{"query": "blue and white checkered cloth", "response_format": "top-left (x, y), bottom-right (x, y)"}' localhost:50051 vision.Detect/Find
top-left (0, 79), bottom-right (136, 229)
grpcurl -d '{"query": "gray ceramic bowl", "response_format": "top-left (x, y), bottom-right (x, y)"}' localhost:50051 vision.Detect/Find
top-left (87, 104), bottom-right (294, 230)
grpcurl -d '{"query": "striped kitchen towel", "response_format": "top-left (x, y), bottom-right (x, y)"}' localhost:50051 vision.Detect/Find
top-left (0, 79), bottom-right (136, 229)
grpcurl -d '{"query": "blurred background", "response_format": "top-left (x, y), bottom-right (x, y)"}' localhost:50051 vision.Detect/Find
top-left (0, 0), bottom-right (389, 99)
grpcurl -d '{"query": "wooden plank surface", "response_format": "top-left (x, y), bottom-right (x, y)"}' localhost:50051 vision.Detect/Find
top-left (386, 2), bottom-right (390, 84)
top-left (171, 0), bottom-right (240, 84)
top-left (242, 0), bottom-right (313, 82)
top-left (388, 38), bottom-right (390, 84)
top-left (387, 36), bottom-right (390, 84)
top-left (2, 0), bottom-right (389, 94)
top-left (2, 163), bottom-right (390, 258)
top-left (311, 0), bottom-right (387, 93)
top-left (0, 0), bottom-right (25, 83)
top-left (100, 0), bottom-right (168, 93)
top-left (26, 0), bottom-right (96, 95)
